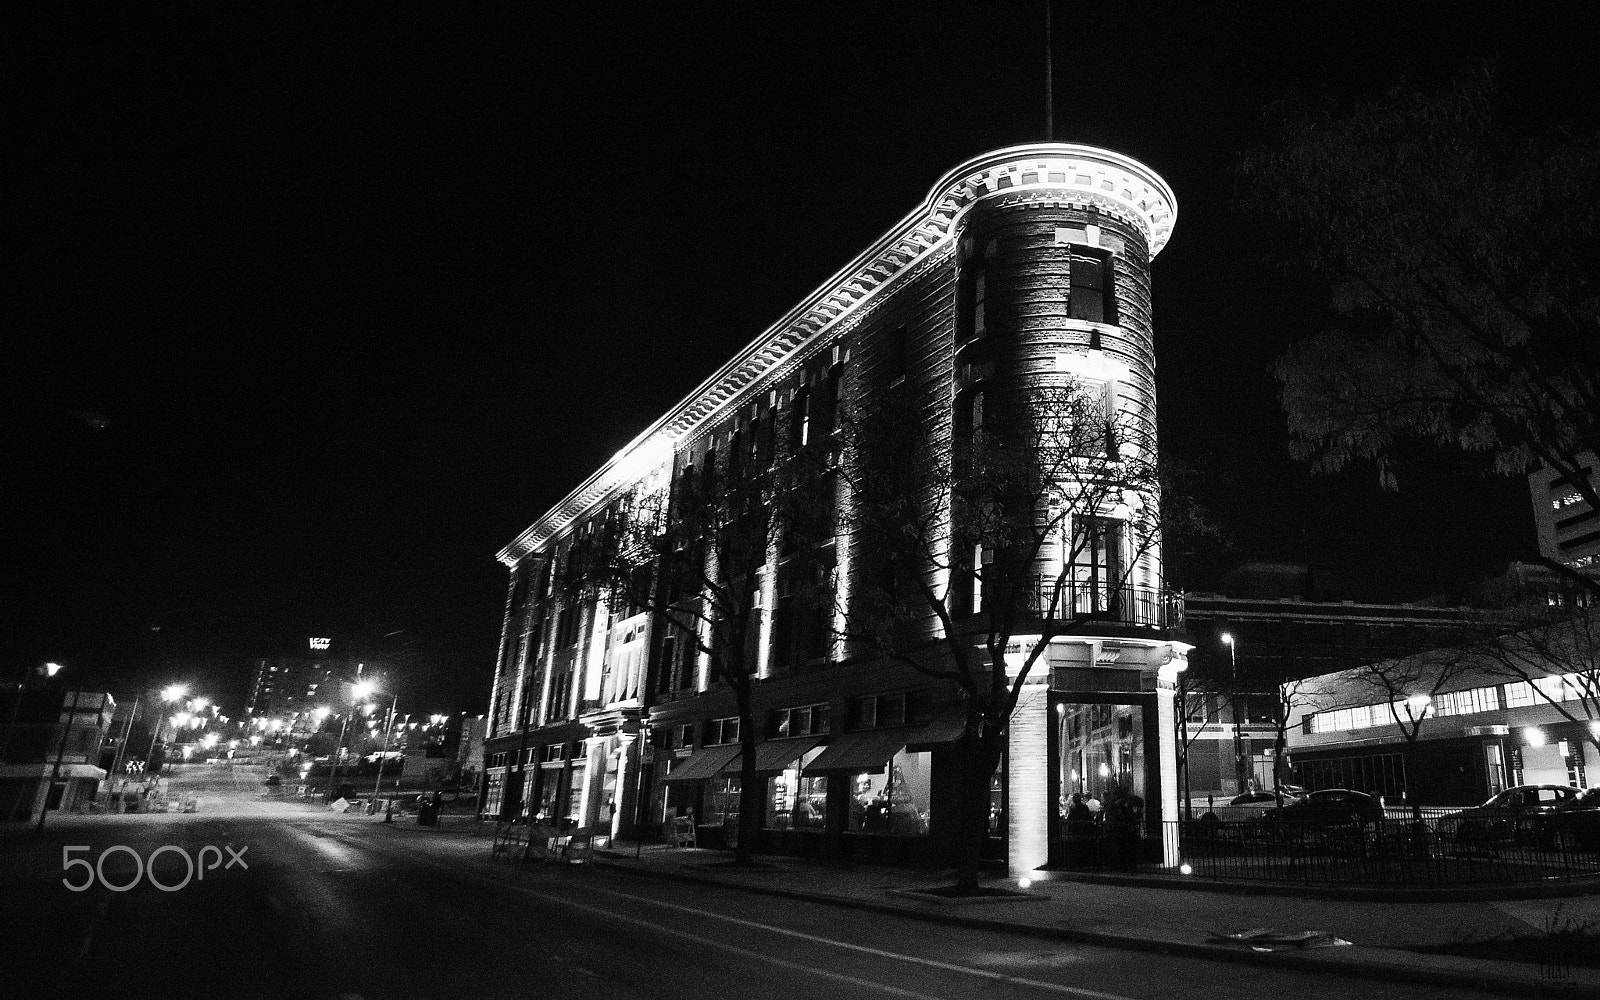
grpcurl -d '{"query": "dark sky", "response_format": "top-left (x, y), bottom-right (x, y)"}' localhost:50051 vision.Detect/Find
top-left (6, 5), bottom-right (1594, 714)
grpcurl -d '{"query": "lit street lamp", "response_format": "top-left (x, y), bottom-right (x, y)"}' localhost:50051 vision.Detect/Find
top-left (1220, 632), bottom-right (1244, 793)
top-left (38, 663), bottom-right (84, 834)
top-left (325, 680), bottom-right (374, 804)
top-left (368, 689), bottom-right (401, 820)
top-left (2, 661), bottom-right (64, 761)
top-left (146, 684), bottom-right (188, 767)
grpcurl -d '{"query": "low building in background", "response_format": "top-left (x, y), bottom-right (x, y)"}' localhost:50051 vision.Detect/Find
top-left (1285, 623), bottom-right (1599, 807)
top-left (0, 690), bottom-right (114, 822)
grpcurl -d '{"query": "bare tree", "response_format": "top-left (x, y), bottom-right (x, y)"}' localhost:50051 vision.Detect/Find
top-left (1346, 645), bottom-right (1479, 816)
top-left (1471, 606), bottom-right (1600, 759)
top-left (839, 376), bottom-right (1170, 892)
top-left (574, 441), bottom-right (826, 866)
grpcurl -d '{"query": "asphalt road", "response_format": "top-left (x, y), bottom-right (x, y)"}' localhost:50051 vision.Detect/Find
top-left (0, 815), bottom-right (1514, 1000)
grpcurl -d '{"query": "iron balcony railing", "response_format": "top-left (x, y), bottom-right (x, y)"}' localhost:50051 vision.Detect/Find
top-left (1027, 577), bottom-right (1183, 629)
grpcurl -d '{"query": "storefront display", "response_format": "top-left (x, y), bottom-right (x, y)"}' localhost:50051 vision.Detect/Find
top-left (846, 749), bottom-right (931, 835)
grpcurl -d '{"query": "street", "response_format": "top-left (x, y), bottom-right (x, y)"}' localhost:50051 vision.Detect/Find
top-left (0, 812), bottom-right (1519, 1000)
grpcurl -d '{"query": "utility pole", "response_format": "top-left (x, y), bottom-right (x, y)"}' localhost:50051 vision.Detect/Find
top-left (1221, 633), bottom-right (1243, 794)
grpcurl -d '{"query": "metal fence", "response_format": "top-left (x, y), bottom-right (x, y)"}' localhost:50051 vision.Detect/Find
top-left (1166, 811), bottom-right (1600, 886)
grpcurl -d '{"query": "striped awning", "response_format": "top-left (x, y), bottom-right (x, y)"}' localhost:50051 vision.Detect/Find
top-left (661, 744), bottom-right (742, 783)
top-left (751, 736), bottom-right (825, 773)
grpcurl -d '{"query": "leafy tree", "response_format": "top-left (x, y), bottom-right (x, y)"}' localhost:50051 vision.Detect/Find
top-left (839, 377), bottom-right (1170, 891)
top-left (1241, 74), bottom-right (1600, 596)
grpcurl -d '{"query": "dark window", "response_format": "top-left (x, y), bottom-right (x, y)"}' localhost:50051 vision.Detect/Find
top-left (1068, 251), bottom-right (1116, 326)
top-left (886, 325), bottom-right (909, 381)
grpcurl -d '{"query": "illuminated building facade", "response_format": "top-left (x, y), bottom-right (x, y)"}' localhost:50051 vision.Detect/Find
top-left (485, 143), bottom-right (1188, 872)
top-left (1286, 646), bottom-right (1598, 806)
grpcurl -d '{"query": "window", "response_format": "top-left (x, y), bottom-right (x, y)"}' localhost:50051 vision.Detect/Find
top-left (767, 703), bottom-right (831, 739)
top-left (847, 749), bottom-right (931, 836)
top-left (705, 716), bottom-right (741, 746)
top-left (1068, 250), bottom-right (1115, 325)
top-left (765, 745), bottom-right (828, 830)
top-left (885, 324), bottom-right (909, 381)
top-left (973, 273), bottom-right (987, 338)
top-left (850, 690), bottom-right (931, 730)
top-left (790, 386), bottom-right (811, 450)
top-left (953, 386), bottom-right (985, 474)
top-left (1069, 516), bottom-right (1124, 615)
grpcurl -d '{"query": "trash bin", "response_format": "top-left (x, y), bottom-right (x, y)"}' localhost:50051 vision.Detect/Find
top-left (418, 800), bottom-right (439, 826)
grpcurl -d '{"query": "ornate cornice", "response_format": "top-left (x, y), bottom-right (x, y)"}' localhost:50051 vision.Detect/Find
top-left (498, 143), bottom-right (1176, 566)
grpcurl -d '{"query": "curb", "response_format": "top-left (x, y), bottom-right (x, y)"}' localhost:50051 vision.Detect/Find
top-left (591, 856), bottom-right (1600, 999)
top-left (1040, 869), bottom-right (1600, 903)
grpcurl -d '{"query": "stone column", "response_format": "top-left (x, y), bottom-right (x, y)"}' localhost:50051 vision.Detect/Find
top-left (1007, 684), bottom-right (1051, 876)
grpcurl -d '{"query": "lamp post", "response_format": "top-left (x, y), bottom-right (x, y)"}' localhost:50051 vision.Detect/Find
top-left (2, 661), bottom-right (63, 761)
top-left (1220, 632), bottom-right (1243, 794)
top-left (325, 680), bottom-right (373, 804)
top-left (38, 664), bottom-right (85, 834)
top-left (146, 684), bottom-right (188, 770)
top-left (370, 691), bottom-right (400, 820)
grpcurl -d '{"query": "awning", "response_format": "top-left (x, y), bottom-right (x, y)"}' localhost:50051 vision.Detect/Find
top-left (804, 729), bottom-right (916, 774)
top-left (803, 710), bottom-right (969, 775)
top-left (752, 736), bottom-right (825, 773)
top-left (661, 744), bottom-right (742, 783)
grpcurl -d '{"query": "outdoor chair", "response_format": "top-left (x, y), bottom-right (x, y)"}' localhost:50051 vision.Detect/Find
top-left (562, 827), bottom-right (596, 864)
top-left (524, 824), bottom-right (559, 861)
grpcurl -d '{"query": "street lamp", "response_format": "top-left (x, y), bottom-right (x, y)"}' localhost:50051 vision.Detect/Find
top-left (2, 662), bottom-right (65, 761)
top-left (369, 690), bottom-right (401, 821)
top-left (145, 684), bottom-right (188, 768)
top-left (325, 681), bottom-right (374, 804)
top-left (38, 663), bottom-right (85, 834)
top-left (1220, 632), bottom-right (1244, 793)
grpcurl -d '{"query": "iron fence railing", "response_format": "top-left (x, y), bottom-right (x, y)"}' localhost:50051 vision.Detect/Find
top-left (1165, 812), bottom-right (1600, 886)
top-left (1028, 578), bottom-right (1181, 628)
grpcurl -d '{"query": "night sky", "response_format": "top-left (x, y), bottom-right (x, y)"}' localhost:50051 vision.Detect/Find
top-left (7, 5), bottom-right (1594, 714)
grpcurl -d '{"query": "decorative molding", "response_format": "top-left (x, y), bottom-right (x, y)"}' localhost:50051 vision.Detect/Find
top-left (498, 144), bottom-right (1176, 566)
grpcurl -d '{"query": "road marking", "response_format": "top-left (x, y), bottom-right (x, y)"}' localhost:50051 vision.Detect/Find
top-left (327, 829), bottom-right (1136, 1000)
top-left (567, 882), bottom-right (1137, 1000)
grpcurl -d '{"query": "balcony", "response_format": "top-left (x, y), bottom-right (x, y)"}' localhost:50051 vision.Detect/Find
top-left (1027, 577), bottom-right (1183, 630)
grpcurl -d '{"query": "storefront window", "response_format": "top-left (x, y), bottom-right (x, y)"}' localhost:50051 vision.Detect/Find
top-left (484, 769), bottom-right (505, 817)
top-left (846, 749), bottom-right (931, 835)
top-left (1058, 702), bottom-right (1145, 833)
top-left (707, 774), bottom-right (740, 825)
top-left (764, 748), bottom-right (827, 829)
top-left (565, 762), bottom-right (586, 825)
top-left (537, 766), bottom-right (562, 822)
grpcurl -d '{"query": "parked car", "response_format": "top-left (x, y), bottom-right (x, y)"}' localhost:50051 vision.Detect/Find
top-left (1445, 784), bottom-right (1578, 846)
top-left (1262, 788), bottom-right (1384, 831)
top-left (1543, 787), bottom-right (1600, 852)
top-left (1224, 789), bottom-right (1304, 818)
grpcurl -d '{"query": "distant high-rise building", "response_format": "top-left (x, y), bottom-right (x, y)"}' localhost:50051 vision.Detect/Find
top-left (1530, 451), bottom-right (1600, 572)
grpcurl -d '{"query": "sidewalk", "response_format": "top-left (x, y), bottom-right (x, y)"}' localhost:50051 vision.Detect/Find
top-left (401, 819), bottom-right (1600, 998)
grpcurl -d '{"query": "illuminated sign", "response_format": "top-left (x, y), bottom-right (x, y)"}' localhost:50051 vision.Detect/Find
top-left (309, 637), bottom-right (331, 651)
